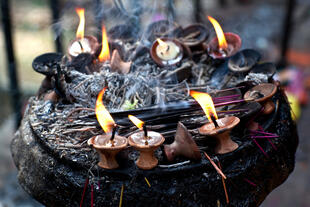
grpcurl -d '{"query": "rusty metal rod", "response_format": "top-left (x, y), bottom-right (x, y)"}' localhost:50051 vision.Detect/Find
top-left (1, 0), bottom-right (22, 128)
top-left (49, 0), bottom-right (63, 53)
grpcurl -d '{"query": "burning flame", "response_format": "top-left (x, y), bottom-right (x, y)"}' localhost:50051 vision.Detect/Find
top-left (75, 8), bottom-right (85, 39)
top-left (157, 38), bottom-right (168, 49)
top-left (208, 16), bottom-right (228, 50)
top-left (95, 87), bottom-right (115, 133)
top-left (190, 90), bottom-right (218, 123)
top-left (128, 115), bottom-right (144, 129)
top-left (99, 25), bottom-right (110, 62)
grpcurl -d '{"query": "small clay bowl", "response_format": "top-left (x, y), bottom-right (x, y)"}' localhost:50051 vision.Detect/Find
top-left (67, 35), bottom-right (100, 59)
top-left (128, 131), bottom-right (165, 170)
top-left (199, 116), bottom-right (240, 154)
top-left (250, 62), bottom-right (276, 80)
top-left (244, 83), bottom-right (277, 115)
top-left (207, 32), bottom-right (242, 59)
top-left (88, 135), bottom-right (128, 169)
top-left (228, 49), bottom-right (261, 74)
top-left (178, 24), bottom-right (209, 47)
top-left (145, 20), bottom-right (182, 43)
top-left (32, 53), bottom-right (63, 76)
top-left (150, 38), bottom-right (183, 67)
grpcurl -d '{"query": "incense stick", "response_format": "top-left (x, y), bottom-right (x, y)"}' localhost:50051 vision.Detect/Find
top-left (80, 178), bottom-right (89, 207)
top-left (218, 162), bottom-right (229, 204)
top-left (119, 184), bottom-right (124, 207)
top-left (250, 136), bottom-right (279, 138)
top-left (251, 139), bottom-right (268, 157)
top-left (144, 177), bottom-right (151, 188)
top-left (249, 130), bottom-right (278, 136)
top-left (203, 152), bottom-right (227, 179)
top-left (91, 184), bottom-right (94, 207)
top-left (244, 178), bottom-right (257, 187)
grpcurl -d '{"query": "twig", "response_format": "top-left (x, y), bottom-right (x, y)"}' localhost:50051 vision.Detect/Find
top-left (63, 126), bottom-right (97, 134)
top-left (67, 108), bottom-right (95, 121)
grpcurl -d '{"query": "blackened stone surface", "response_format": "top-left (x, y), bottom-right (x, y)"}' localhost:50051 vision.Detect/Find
top-left (11, 91), bottom-right (298, 207)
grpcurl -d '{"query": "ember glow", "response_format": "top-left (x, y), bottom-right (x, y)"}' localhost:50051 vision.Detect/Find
top-left (190, 90), bottom-right (218, 122)
top-left (75, 8), bottom-right (85, 39)
top-left (208, 16), bottom-right (228, 50)
top-left (95, 87), bottom-right (115, 133)
top-left (99, 25), bottom-right (110, 62)
top-left (128, 115), bottom-right (144, 129)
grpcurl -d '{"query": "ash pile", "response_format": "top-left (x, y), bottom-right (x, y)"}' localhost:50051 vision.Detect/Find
top-left (11, 19), bottom-right (298, 207)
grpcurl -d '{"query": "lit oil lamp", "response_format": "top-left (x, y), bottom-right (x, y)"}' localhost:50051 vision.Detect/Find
top-left (207, 16), bottom-right (241, 59)
top-left (68, 8), bottom-right (99, 59)
top-left (190, 90), bottom-right (240, 154)
top-left (128, 115), bottom-right (165, 170)
top-left (87, 87), bottom-right (128, 169)
top-left (244, 83), bottom-right (277, 115)
top-left (150, 38), bottom-right (183, 67)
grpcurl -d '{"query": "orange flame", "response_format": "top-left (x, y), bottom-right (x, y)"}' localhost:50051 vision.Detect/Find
top-left (190, 90), bottom-right (218, 123)
top-left (75, 8), bottom-right (85, 39)
top-left (128, 115), bottom-right (144, 129)
top-left (157, 38), bottom-right (168, 48)
top-left (98, 25), bottom-right (110, 62)
top-left (95, 87), bottom-right (115, 133)
top-left (208, 16), bottom-right (228, 50)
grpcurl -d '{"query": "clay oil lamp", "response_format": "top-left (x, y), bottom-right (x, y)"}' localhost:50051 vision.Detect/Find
top-left (190, 90), bottom-right (240, 154)
top-left (68, 8), bottom-right (99, 59)
top-left (108, 24), bottom-right (138, 42)
top-left (164, 122), bottom-right (201, 161)
top-left (249, 62), bottom-right (276, 81)
top-left (128, 115), bottom-right (165, 170)
top-left (145, 20), bottom-right (182, 43)
top-left (110, 49), bottom-right (131, 74)
top-left (87, 87), bottom-right (128, 169)
top-left (207, 16), bottom-right (241, 59)
top-left (150, 38), bottom-right (183, 67)
top-left (177, 24), bottom-right (209, 52)
top-left (244, 83), bottom-right (277, 115)
top-left (228, 49), bottom-right (261, 74)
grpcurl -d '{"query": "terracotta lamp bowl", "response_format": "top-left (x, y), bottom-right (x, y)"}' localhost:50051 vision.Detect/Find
top-left (128, 131), bottom-right (165, 170)
top-left (164, 122), bottom-right (201, 161)
top-left (68, 35), bottom-right (100, 59)
top-left (199, 116), bottom-right (240, 154)
top-left (244, 83), bottom-right (277, 115)
top-left (207, 32), bottom-right (242, 59)
top-left (178, 24), bottom-right (209, 47)
top-left (150, 38), bottom-right (183, 67)
top-left (88, 135), bottom-right (128, 169)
